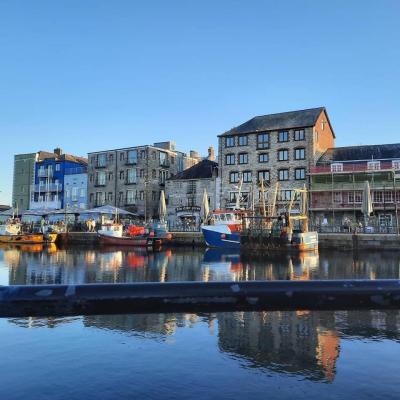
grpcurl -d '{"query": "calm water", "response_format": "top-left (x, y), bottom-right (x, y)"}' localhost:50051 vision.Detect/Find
top-left (0, 244), bottom-right (400, 400)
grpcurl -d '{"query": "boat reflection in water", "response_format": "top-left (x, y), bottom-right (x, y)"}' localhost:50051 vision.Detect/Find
top-left (2, 246), bottom-right (400, 384)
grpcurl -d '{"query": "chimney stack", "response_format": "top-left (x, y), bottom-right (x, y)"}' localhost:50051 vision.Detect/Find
top-left (207, 146), bottom-right (215, 161)
top-left (54, 148), bottom-right (63, 156)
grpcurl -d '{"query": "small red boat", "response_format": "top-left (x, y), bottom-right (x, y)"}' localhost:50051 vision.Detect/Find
top-left (98, 232), bottom-right (162, 247)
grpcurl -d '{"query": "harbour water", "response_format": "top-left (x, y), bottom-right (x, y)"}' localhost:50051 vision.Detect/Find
top-left (0, 245), bottom-right (400, 399)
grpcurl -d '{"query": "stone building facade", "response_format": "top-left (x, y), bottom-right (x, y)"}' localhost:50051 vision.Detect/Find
top-left (165, 155), bottom-right (219, 229)
top-left (218, 107), bottom-right (335, 211)
top-left (87, 141), bottom-right (201, 219)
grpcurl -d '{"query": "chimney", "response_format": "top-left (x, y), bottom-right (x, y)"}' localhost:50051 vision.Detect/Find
top-left (207, 146), bottom-right (215, 161)
top-left (54, 148), bottom-right (63, 156)
top-left (190, 150), bottom-right (200, 159)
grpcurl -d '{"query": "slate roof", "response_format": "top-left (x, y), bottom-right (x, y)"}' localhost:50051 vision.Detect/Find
top-left (318, 143), bottom-right (400, 164)
top-left (38, 151), bottom-right (88, 165)
top-left (220, 107), bottom-right (332, 136)
top-left (169, 159), bottom-right (218, 180)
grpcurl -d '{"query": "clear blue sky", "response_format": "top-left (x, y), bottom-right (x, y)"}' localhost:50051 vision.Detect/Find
top-left (1, 0), bottom-right (399, 204)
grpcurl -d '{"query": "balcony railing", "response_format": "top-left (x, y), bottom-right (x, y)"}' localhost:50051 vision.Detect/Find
top-left (160, 161), bottom-right (170, 168)
top-left (125, 179), bottom-right (137, 185)
top-left (30, 200), bottom-right (61, 210)
top-left (125, 159), bottom-right (137, 166)
top-left (32, 184), bottom-right (63, 192)
top-left (65, 167), bottom-right (87, 175)
top-left (38, 170), bottom-right (52, 177)
top-left (94, 181), bottom-right (106, 187)
top-left (310, 161), bottom-right (399, 174)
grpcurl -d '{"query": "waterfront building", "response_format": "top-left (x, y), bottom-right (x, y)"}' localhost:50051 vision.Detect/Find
top-left (63, 165), bottom-right (88, 210)
top-left (87, 141), bottom-right (201, 219)
top-left (165, 147), bottom-right (219, 228)
top-left (309, 143), bottom-right (400, 228)
top-left (218, 107), bottom-right (335, 211)
top-left (30, 148), bottom-right (88, 210)
top-left (12, 152), bottom-right (54, 213)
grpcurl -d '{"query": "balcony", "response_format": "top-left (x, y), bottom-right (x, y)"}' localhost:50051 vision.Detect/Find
top-left (310, 161), bottom-right (398, 174)
top-left (160, 161), bottom-right (170, 168)
top-left (125, 179), bottom-right (137, 185)
top-left (125, 159), bottom-right (137, 166)
top-left (38, 169), bottom-right (51, 177)
top-left (94, 181), bottom-right (106, 187)
top-left (32, 184), bottom-right (63, 192)
top-left (30, 200), bottom-right (61, 210)
top-left (94, 162), bottom-right (107, 169)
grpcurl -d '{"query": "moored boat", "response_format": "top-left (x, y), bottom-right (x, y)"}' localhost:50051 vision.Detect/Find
top-left (98, 232), bottom-right (162, 247)
top-left (0, 232), bottom-right (58, 244)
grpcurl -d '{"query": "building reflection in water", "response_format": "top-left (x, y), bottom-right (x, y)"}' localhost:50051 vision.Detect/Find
top-left (2, 245), bottom-right (400, 382)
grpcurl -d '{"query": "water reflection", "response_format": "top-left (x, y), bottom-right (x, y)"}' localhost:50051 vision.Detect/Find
top-left (1, 245), bottom-right (400, 383)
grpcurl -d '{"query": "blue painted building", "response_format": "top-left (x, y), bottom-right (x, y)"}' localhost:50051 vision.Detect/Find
top-left (30, 148), bottom-right (87, 210)
top-left (64, 166), bottom-right (88, 210)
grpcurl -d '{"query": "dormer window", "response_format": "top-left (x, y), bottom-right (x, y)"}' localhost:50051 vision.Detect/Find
top-left (331, 163), bottom-right (343, 172)
top-left (367, 161), bottom-right (380, 171)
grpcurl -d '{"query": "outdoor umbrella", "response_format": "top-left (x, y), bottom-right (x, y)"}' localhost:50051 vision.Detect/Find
top-left (158, 190), bottom-right (167, 223)
top-left (0, 207), bottom-right (16, 217)
top-left (200, 188), bottom-right (210, 222)
top-left (362, 181), bottom-right (373, 225)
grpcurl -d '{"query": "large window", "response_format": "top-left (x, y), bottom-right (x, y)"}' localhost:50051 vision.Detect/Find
top-left (278, 131), bottom-right (289, 142)
top-left (159, 152), bottom-right (168, 167)
top-left (96, 171), bottom-right (106, 185)
top-left (258, 170), bottom-right (270, 183)
top-left (226, 137), bottom-right (235, 147)
top-left (230, 172), bottom-right (239, 183)
top-left (373, 191), bottom-right (383, 203)
top-left (333, 192), bottom-right (342, 203)
top-left (348, 191), bottom-right (362, 203)
top-left (278, 149), bottom-right (289, 161)
top-left (257, 133), bottom-right (269, 149)
top-left (238, 153), bottom-right (248, 164)
top-left (295, 168), bottom-right (305, 180)
top-left (126, 169), bottom-right (137, 184)
top-left (225, 154), bottom-right (235, 165)
top-left (97, 154), bottom-right (107, 167)
top-left (238, 135), bottom-right (248, 146)
top-left (278, 190), bottom-right (292, 201)
top-left (294, 129), bottom-right (305, 141)
top-left (278, 169), bottom-right (289, 181)
top-left (126, 190), bottom-right (135, 204)
top-left (294, 148), bottom-right (305, 160)
top-left (127, 150), bottom-right (138, 164)
top-left (392, 160), bottom-right (400, 170)
top-left (258, 153), bottom-right (269, 163)
top-left (331, 163), bottom-right (343, 172)
top-left (242, 171), bottom-right (252, 183)
top-left (367, 161), bottom-right (381, 170)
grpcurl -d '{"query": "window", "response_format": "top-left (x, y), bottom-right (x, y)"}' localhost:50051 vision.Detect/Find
top-left (152, 169), bottom-right (157, 179)
top-left (384, 191), bottom-right (393, 203)
top-left (152, 151), bottom-right (156, 160)
top-left (229, 192), bottom-right (238, 203)
top-left (278, 149), bottom-right (289, 161)
top-left (257, 133), bottom-right (269, 149)
top-left (108, 154), bottom-right (113, 163)
top-left (55, 163), bottom-right (60, 171)
top-left (139, 191), bottom-right (144, 201)
top-left (187, 197), bottom-right (196, 207)
top-left (294, 129), bottom-right (305, 141)
top-left (278, 131), bottom-right (289, 142)
top-left (108, 192), bottom-right (113, 202)
top-left (159, 151), bottom-right (168, 166)
top-left (238, 153), bottom-right (248, 164)
top-left (72, 188), bottom-right (78, 201)
top-left (140, 169), bottom-right (145, 178)
top-left (126, 190), bottom-right (135, 204)
top-left (333, 192), bottom-right (342, 203)
top-left (127, 169), bottom-right (137, 184)
top-left (367, 161), bottom-right (381, 170)
top-left (278, 169), bottom-right (289, 181)
top-left (295, 168), bottom-right (305, 180)
top-left (294, 148), bottom-right (305, 160)
top-left (152, 191), bottom-right (157, 201)
top-left (226, 154), bottom-right (235, 165)
top-left (258, 153), bottom-right (269, 163)
top-left (373, 191), bottom-right (383, 203)
top-left (395, 191), bottom-right (400, 203)
top-left (226, 137), bottom-right (235, 147)
top-left (392, 160), bottom-right (400, 170)
top-left (96, 171), bottom-right (106, 185)
top-left (119, 171), bottom-right (125, 180)
top-left (127, 150), bottom-right (138, 164)
top-left (97, 154), bottom-right (106, 167)
top-left (120, 152), bottom-right (124, 161)
top-left (230, 172), bottom-right (239, 183)
top-left (258, 170), bottom-right (270, 183)
top-left (95, 191), bottom-right (105, 205)
top-left (90, 193), bottom-right (94, 203)
top-left (159, 170), bottom-right (168, 184)
top-left (331, 163), bottom-right (343, 172)
top-left (118, 191), bottom-right (124, 204)
top-left (140, 150), bottom-right (146, 159)
top-left (108, 172), bottom-right (113, 180)
top-left (79, 188), bottom-right (85, 197)
top-left (65, 189), bottom-right (70, 199)
top-left (238, 135), bottom-right (248, 146)
top-left (348, 191), bottom-right (362, 203)
top-left (278, 190), bottom-right (292, 201)
top-left (242, 171), bottom-right (252, 183)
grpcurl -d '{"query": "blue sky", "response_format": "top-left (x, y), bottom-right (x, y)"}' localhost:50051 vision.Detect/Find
top-left (1, 0), bottom-right (399, 204)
